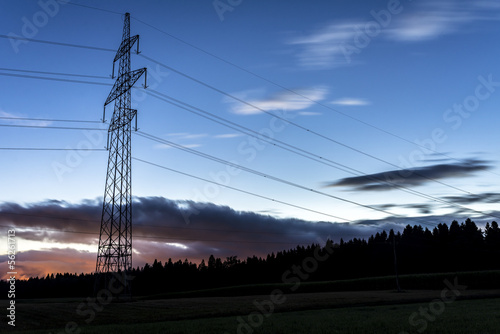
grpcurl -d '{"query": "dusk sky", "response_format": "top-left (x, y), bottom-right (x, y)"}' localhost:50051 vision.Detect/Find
top-left (2, 0), bottom-right (500, 279)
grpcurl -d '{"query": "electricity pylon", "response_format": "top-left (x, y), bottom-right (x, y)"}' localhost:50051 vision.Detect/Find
top-left (95, 12), bottom-right (147, 295)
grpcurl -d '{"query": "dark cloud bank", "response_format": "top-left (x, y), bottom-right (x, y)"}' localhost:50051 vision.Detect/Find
top-left (1, 195), bottom-right (497, 278)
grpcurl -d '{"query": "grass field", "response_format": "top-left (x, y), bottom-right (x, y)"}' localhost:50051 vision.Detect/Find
top-left (136, 270), bottom-right (500, 300)
top-left (4, 289), bottom-right (500, 334)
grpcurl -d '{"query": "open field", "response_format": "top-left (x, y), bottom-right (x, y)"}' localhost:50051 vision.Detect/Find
top-left (4, 289), bottom-right (500, 333)
top-left (136, 270), bottom-right (500, 300)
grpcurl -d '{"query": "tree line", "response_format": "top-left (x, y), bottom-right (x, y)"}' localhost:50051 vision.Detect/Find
top-left (2, 218), bottom-right (500, 298)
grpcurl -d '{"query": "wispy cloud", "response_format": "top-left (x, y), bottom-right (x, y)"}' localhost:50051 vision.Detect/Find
top-left (153, 133), bottom-right (244, 148)
top-left (374, 203), bottom-right (436, 215)
top-left (0, 110), bottom-right (52, 127)
top-left (474, 1), bottom-right (500, 10)
top-left (287, 0), bottom-right (500, 68)
top-left (443, 192), bottom-right (500, 205)
top-left (166, 132), bottom-right (208, 140)
top-left (228, 87), bottom-right (328, 115)
top-left (214, 133), bottom-right (244, 139)
top-left (373, 191), bottom-right (500, 216)
top-left (298, 111), bottom-right (322, 116)
top-left (389, 1), bottom-right (470, 41)
top-left (388, 0), bottom-right (500, 41)
top-left (287, 22), bottom-right (364, 68)
top-left (326, 159), bottom-right (491, 191)
top-left (331, 98), bottom-right (370, 106)
top-left (150, 132), bottom-right (208, 149)
top-left (155, 143), bottom-right (201, 150)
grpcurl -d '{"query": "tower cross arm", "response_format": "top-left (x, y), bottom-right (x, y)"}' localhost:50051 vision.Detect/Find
top-left (113, 35), bottom-right (140, 63)
top-left (104, 67), bottom-right (147, 106)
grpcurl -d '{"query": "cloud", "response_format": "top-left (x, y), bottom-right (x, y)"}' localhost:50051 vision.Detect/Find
top-left (331, 98), bottom-right (370, 106)
top-left (443, 192), bottom-right (500, 205)
top-left (405, 204), bottom-right (434, 215)
top-left (214, 133), bottom-right (244, 139)
top-left (166, 133), bottom-right (208, 140)
top-left (152, 132), bottom-right (207, 149)
top-left (352, 213), bottom-right (492, 229)
top-left (326, 159), bottom-right (491, 191)
top-left (0, 197), bottom-right (397, 278)
top-left (298, 111), bottom-right (322, 116)
top-left (373, 203), bottom-right (436, 215)
top-left (372, 190), bottom-right (500, 217)
top-left (474, 1), bottom-right (500, 10)
top-left (389, 0), bottom-right (500, 41)
top-left (0, 110), bottom-right (52, 127)
top-left (389, 2), bottom-right (468, 41)
top-left (228, 87), bottom-right (328, 115)
top-left (287, 1), bottom-right (500, 68)
top-left (3, 196), bottom-right (498, 279)
top-left (154, 143), bottom-right (201, 149)
top-left (288, 21), bottom-right (364, 68)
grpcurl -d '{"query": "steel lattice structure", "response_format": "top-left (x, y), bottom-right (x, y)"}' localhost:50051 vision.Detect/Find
top-left (96, 13), bottom-right (146, 280)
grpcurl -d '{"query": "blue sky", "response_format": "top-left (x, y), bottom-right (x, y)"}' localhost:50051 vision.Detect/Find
top-left (1, 0), bottom-right (500, 277)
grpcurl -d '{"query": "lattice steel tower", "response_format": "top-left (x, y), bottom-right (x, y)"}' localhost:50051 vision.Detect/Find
top-left (96, 13), bottom-right (146, 278)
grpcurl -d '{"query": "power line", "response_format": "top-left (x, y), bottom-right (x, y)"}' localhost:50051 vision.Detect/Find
top-left (136, 133), bottom-right (408, 219)
top-left (0, 121), bottom-right (489, 226)
top-left (0, 73), bottom-right (482, 223)
top-left (0, 67), bottom-right (110, 80)
top-left (1, 34), bottom-right (496, 186)
top-left (0, 116), bottom-right (103, 123)
top-left (136, 132), bottom-right (500, 223)
top-left (65, 2), bottom-right (124, 15)
top-left (0, 116), bottom-right (492, 224)
top-left (0, 124), bottom-right (106, 131)
top-left (133, 155), bottom-right (493, 231)
top-left (144, 89), bottom-right (355, 175)
top-left (128, 13), bottom-right (499, 178)
top-left (0, 67), bottom-right (492, 221)
top-left (0, 65), bottom-right (485, 218)
top-left (139, 54), bottom-right (476, 196)
top-left (0, 34), bottom-right (115, 52)
top-left (45, 2), bottom-right (456, 175)
top-left (0, 146), bottom-right (482, 243)
top-left (143, 89), bottom-right (461, 207)
top-left (0, 16), bottom-right (489, 245)
top-left (0, 91), bottom-right (396, 224)
top-left (0, 65), bottom-right (479, 205)
top-left (0, 38), bottom-right (494, 223)
top-left (0, 30), bottom-right (494, 180)
top-left (0, 136), bottom-right (420, 227)
top-left (0, 64), bottom-right (483, 205)
top-left (142, 89), bottom-right (499, 223)
top-left (0, 148), bottom-right (106, 151)
top-left (132, 157), bottom-right (349, 222)
top-left (0, 71), bottom-right (112, 86)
